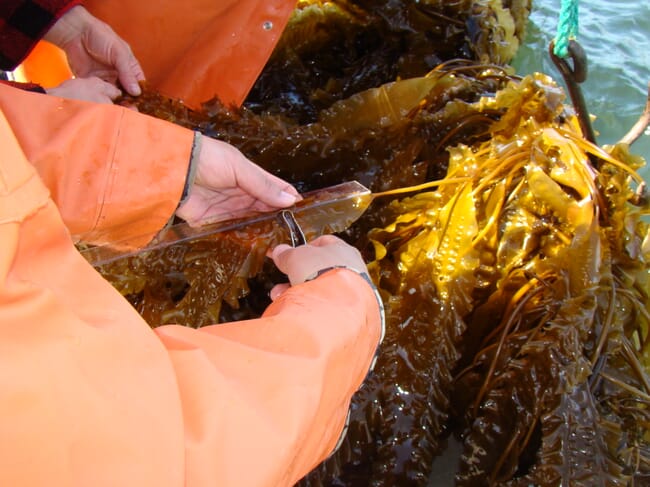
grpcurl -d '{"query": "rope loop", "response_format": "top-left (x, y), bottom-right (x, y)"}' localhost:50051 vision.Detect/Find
top-left (554, 0), bottom-right (579, 58)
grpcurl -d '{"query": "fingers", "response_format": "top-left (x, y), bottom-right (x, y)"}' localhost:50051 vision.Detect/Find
top-left (194, 138), bottom-right (300, 210)
top-left (89, 18), bottom-right (145, 96)
top-left (269, 283), bottom-right (290, 301)
top-left (102, 79), bottom-right (122, 100)
top-left (270, 244), bottom-right (293, 264)
top-left (114, 43), bottom-right (146, 96)
top-left (235, 160), bottom-right (298, 208)
top-left (45, 77), bottom-right (122, 104)
top-left (217, 139), bottom-right (299, 207)
top-left (265, 172), bottom-right (302, 201)
top-left (49, 5), bottom-right (145, 98)
top-left (269, 244), bottom-right (307, 286)
top-left (308, 234), bottom-right (344, 247)
top-left (269, 236), bottom-right (368, 286)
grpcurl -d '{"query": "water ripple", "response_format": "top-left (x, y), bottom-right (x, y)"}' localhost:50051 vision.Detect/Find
top-left (512, 0), bottom-right (650, 172)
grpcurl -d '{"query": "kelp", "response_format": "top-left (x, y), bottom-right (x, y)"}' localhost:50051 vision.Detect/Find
top-left (111, 65), bottom-right (510, 327)
top-left (247, 0), bottom-right (531, 123)
top-left (130, 61), bottom-right (511, 191)
top-left (96, 218), bottom-right (279, 327)
top-left (342, 75), bottom-right (650, 486)
top-left (96, 182), bottom-right (373, 327)
top-left (97, 1), bottom-right (650, 485)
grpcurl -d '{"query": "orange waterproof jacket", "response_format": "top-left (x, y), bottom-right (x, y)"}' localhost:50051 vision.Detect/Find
top-left (18, 0), bottom-right (295, 106)
top-left (83, 0), bottom-right (296, 108)
top-left (0, 84), bottom-right (382, 486)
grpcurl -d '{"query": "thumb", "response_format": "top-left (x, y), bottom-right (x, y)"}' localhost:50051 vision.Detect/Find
top-left (269, 244), bottom-right (296, 276)
top-left (270, 244), bottom-right (293, 268)
top-left (269, 283), bottom-right (290, 301)
top-left (115, 44), bottom-right (145, 96)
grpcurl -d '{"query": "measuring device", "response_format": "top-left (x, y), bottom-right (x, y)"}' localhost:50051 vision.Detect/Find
top-left (81, 181), bottom-right (372, 267)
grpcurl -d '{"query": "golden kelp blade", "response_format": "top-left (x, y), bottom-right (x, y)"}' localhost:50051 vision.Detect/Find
top-left (363, 74), bottom-right (650, 485)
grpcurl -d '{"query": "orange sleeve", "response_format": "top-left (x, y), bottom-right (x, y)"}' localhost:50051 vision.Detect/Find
top-left (0, 82), bottom-right (194, 246)
top-left (155, 268), bottom-right (383, 486)
top-left (83, 0), bottom-right (295, 108)
top-left (1, 106), bottom-right (383, 487)
top-left (0, 108), bottom-right (187, 487)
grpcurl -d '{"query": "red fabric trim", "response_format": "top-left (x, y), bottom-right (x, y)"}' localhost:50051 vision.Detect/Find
top-left (0, 79), bottom-right (46, 93)
top-left (0, 0), bottom-right (81, 70)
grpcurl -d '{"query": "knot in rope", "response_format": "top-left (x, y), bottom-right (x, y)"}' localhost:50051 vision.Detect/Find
top-left (554, 0), bottom-right (579, 58)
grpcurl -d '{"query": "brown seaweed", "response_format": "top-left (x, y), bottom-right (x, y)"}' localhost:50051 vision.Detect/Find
top-left (363, 75), bottom-right (650, 485)
top-left (247, 0), bottom-right (531, 123)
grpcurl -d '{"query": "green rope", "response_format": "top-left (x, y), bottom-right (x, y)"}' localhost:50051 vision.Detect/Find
top-left (554, 0), bottom-right (579, 58)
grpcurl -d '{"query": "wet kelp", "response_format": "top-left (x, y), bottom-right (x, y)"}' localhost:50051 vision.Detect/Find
top-left (108, 73), bottom-right (650, 484)
top-left (109, 63), bottom-right (511, 327)
top-left (351, 75), bottom-right (650, 486)
top-left (99, 0), bottom-right (650, 485)
top-left (247, 0), bottom-right (531, 123)
top-left (97, 183), bottom-right (374, 326)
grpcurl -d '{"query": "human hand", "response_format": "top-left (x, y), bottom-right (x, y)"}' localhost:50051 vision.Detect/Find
top-left (175, 136), bottom-right (300, 226)
top-left (268, 235), bottom-right (369, 299)
top-left (45, 77), bottom-right (122, 104)
top-left (43, 6), bottom-right (144, 96)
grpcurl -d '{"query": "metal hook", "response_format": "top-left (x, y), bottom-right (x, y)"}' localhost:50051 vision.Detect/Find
top-left (549, 40), bottom-right (598, 149)
top-left (550, 39), bottom-right (588, 83)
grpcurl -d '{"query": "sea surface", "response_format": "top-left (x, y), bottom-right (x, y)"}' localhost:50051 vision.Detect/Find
top-left (511, 0), bottom-right (650, 178)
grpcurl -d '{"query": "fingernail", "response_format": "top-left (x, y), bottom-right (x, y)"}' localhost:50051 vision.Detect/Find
top-left (278, 191), bottom-right (297, 206)
top-left (128, 83), bottom-right (141, 96)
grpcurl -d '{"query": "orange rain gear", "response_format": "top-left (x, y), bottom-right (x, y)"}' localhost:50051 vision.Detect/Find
top-left (84, 0), bottom-right (296, 108)
top-left (20, 0), bottom-right (296, 108)
top-left (0, 83), bottom-right (382, 486)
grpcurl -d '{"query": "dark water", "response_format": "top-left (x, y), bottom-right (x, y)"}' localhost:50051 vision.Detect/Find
top-left (512, 0), bottom-right (650, 178)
